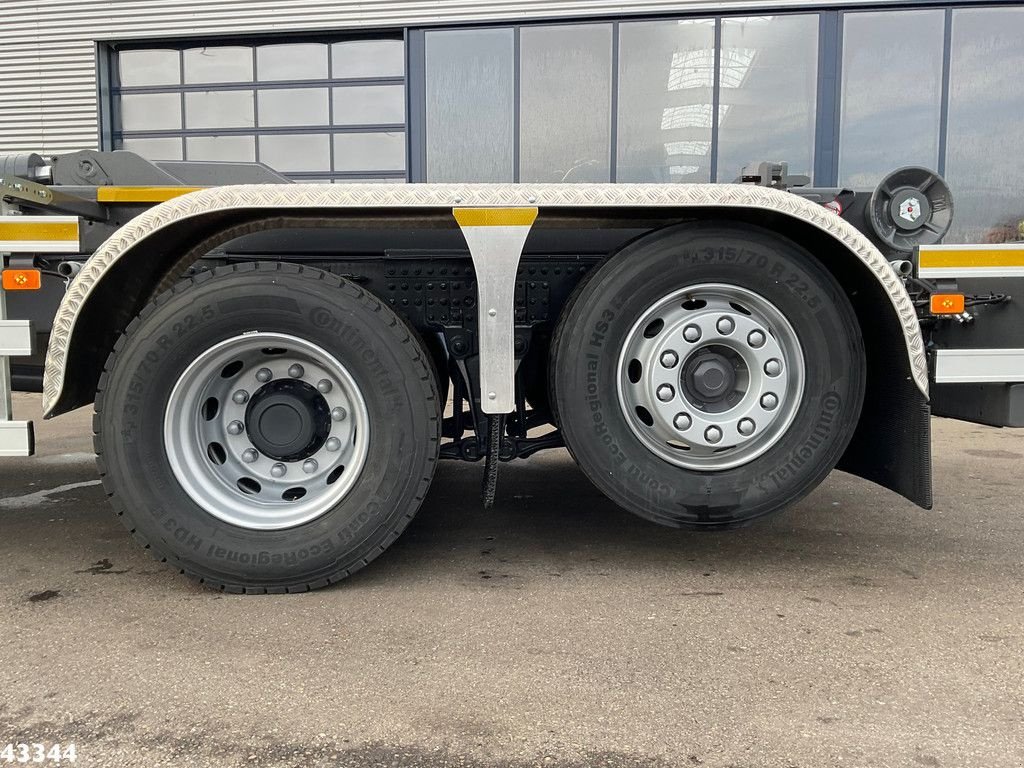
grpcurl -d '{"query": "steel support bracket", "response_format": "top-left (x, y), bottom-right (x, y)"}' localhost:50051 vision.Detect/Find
top-left (453, 207), bottom-right (538, 414)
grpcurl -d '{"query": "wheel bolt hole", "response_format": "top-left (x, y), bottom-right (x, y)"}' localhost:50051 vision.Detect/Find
top-left (635, 405), bottom-right (655, 427)
top-left (282, 487), bottom-right (307, 502)
top-left (643, 318), bottom-right (664, 339)
top-left (627, 359), bottom-right (643, 384)
top-left (237, 477), bottom-right (261, 495)
top-left (201, 397), bottom-right (219, 421)
top-left (220, 360), bottom-right (244, 379)
top-left (207, 442), bottom-right (226, 465)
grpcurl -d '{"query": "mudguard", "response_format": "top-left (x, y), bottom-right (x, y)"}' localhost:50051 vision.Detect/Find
top-left (43, 182), bottom-right (928, 417)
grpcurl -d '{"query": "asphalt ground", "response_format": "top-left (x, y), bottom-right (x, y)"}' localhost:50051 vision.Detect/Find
top-left (1, 392), bottom-right (1022, 768)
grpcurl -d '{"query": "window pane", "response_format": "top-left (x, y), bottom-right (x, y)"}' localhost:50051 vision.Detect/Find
top-left (185, 90), bottom-right (255, 129)
top-left (333, 132), bottom-right (405, 172)
top-left (425, 29), bottom-right (514, 182)
top-left (118, 49), bottom-right (180, 87)
top-left (121, 137), bottom-right (183, 160)
top-left (520, 24), bottom-right (612, 183)
top-left (257, 43), bottom-right (328, 81)
top-left (258, 88), bottom-right (329, 127)
top-left (946, 8), bottom-right (1024, 244)
top-left (186, 135), bottom-right (256, 162)
top-left (332, 40), bottom-right (404, 79)
top-left (332, 85), bottom-right (404, 125)
top-left (717, 16), bottom-right (818, 182)
top-left (120, 92), bottom-right (181, 131)
top-left (617, 19), bottom-right (715, 183)
top-left (184, 46), bottom-right (253, 84)
top-left (258, 133), bottom-right (330, 173)
top-left (839, 11), bottom-right (944, 188)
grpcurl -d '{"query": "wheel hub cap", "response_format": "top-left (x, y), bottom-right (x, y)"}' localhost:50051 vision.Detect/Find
top-left (682, 347), bottom-right (743, 407)
top-left (245, 380), bottom-right (330, 461)
top-left (617, 284), bottom-right (805, 471)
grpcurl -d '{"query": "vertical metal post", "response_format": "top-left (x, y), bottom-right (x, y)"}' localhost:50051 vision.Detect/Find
top-left (937, 8), bottom-right (953, 178)
top-left (814, 12), bottom-right (843, 187)
top-left (453, 206), bottom-right (537, 415)
top-left (709, 18), bottom-right (722, 183)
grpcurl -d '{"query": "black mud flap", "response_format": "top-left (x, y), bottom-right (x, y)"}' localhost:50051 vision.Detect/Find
top-left (837, 375), bottom-right (933, 510)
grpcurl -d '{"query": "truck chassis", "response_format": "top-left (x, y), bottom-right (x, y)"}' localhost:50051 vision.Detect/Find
top-left (1, 151), bottom-right (1022, 592)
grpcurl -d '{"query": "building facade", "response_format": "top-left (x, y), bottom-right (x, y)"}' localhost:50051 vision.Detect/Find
top-left (2, 1), bottom-right (1022, 243)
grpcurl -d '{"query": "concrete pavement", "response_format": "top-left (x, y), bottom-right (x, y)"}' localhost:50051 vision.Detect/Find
top-left (1, 393), bottom-right (1022, 767)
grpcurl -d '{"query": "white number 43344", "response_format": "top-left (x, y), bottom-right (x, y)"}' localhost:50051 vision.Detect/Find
top-left (0, 744), bottom-right (76, 763)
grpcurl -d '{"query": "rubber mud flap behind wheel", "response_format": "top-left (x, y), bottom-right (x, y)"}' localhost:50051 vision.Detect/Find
top-left (94, 262), bottom-right (440, 592)
top-left (551, 222), bottom-right (866, 528)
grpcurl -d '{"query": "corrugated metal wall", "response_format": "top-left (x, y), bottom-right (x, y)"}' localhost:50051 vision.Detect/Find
top-left (1, 0), bottom-right (889, 155)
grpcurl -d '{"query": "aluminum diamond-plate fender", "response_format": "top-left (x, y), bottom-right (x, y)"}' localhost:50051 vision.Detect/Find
top-left (42, 182), bottom-right (928, 416)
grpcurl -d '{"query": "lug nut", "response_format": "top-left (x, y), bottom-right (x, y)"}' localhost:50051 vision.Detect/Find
top-left (705, 425), bottom-right (723, 444)
top-left (271, 463), bottom-right (286, 478)
top-left (683, 325), bottom-right (702, 343)
top-left (325, 437), bottom-right (341, 452)
top-left (242, 448), bottom-right (258, 463)
top-left (287, 364), bottom-right (304, 379)
top-left (656, 384), bottom-right (675, 402)
top-left (227, 420), bottom-right (244, 435)
top-left (255, 367), bottom-right (273, 383)
top-left (660, 350), bottom-right (679, 369)
top-left (331, 407), bottom-right (347, 422)
top-left (673, 413), bottom-right (692, 431)
top-left (232, 390), bottom-right (249, 405)
top-left (717, 317), bottom-right (735, 335)
top-left (302, 459), bottom-right (318, 474)
top-left (738, 418), bottom-right (756, 436)
top-left (747, 330), bottom-right (766, 348)
top-left (317, 379), bottom-right (333, 394)
top-left (761, 393), bottom-right (778, 411)
top-left (764, 359), bottom-right (782, 376)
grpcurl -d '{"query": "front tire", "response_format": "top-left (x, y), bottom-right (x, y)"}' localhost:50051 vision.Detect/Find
top-left (551, 222), bottom-right (865, 528)
top-left (95, 262), bottom-right (440, 592)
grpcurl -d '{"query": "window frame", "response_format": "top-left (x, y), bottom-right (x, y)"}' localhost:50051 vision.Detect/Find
top-left (105, 33), bottom-right (408, 182)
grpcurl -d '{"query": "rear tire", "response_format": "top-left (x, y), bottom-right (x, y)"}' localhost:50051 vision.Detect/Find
top-left (551, 222), bottom-right (865, 528)
top-left (94, 262), bottom-right (440, 592)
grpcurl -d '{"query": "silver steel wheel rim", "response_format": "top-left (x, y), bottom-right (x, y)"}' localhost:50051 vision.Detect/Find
top-left (164, 332), bottom-right (370, 530)
top-left (617, 283), bottom-right (805, 471)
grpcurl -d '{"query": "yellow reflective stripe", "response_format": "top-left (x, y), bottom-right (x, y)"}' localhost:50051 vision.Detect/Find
top-left (453, 207), bottom-right (538, 227)
top-left (96, 186), bottom-right (203, 203)
top-left (0, 220), bottom-right (78, 241)
top-left (919, 248), bottom-right (1024, 269)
